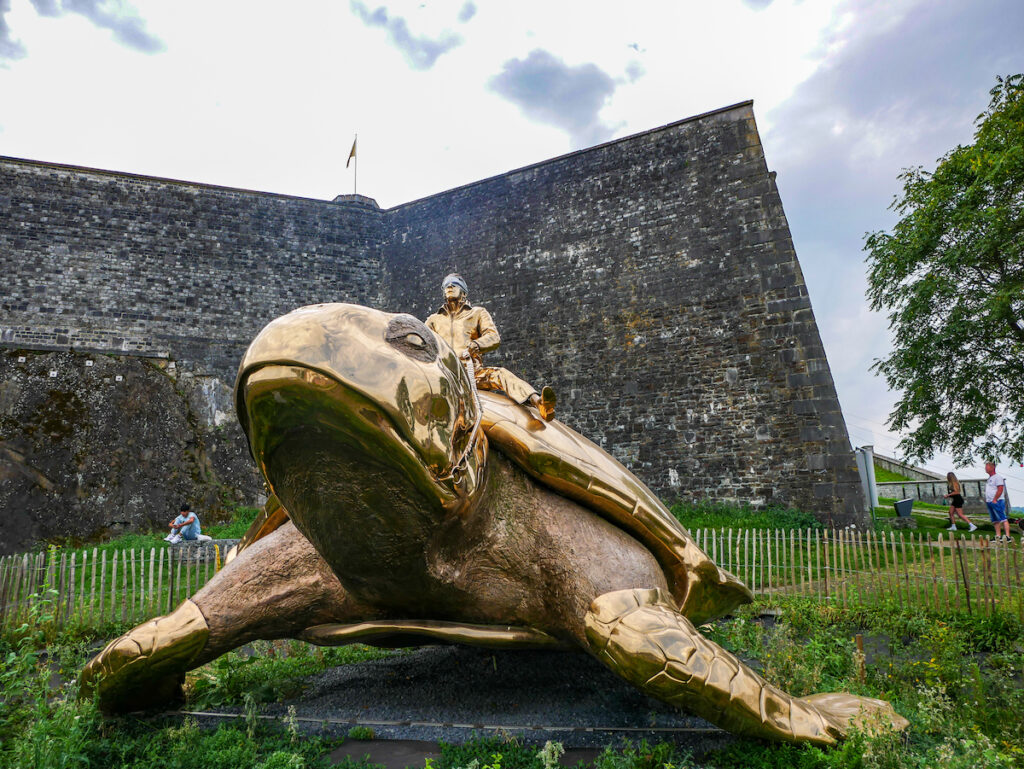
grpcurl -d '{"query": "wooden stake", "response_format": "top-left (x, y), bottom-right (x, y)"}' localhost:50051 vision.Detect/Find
top-left (110, 550), bottom-right (118, 624)
top-left (823, 529), bottom-right (831, 600)
top-left (938, 532), bottom-right (949, 612)
top-left (855, 633), bottom-right (866, 684)
top-left (121, 549), bottom-right (128, 623)
top-left (90, 548), bottom-right (98, 625)
top-left (158, 548), bottom-right (165, 614)
top-left (790, 529), bottom-right (797, 594)
top-left (175, 549), bottom-right (183, 610)
top-left (99, 550), bottom-right (107, 623)
top-left (149, 548), bottom-right (156, 615)
top-left (815, 529), bottom-right (822, 601)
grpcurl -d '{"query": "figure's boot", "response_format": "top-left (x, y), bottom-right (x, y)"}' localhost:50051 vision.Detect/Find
top-left (584, 588), bottom-right (908, 746)
top-left (79, 600), bottom-right (208, 713)
top-left (538, 386), bottom-right (556, 421)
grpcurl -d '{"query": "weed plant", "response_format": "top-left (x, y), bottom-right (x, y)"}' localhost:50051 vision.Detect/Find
top-left (670, 502), bottom-right (823, 531)
top-left (188, 640), bottom-right (396, 708)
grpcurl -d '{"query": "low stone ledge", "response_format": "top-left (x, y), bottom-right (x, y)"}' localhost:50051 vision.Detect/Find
top-left (165, 538), bottom-right (240, 562)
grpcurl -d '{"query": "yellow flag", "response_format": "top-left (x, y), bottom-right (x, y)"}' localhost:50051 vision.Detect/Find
top-left (346, 137), bottom-right (357, 168)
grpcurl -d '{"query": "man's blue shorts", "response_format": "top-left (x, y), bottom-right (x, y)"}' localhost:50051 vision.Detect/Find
top-left (986, 499), bottom-right (1008, 523)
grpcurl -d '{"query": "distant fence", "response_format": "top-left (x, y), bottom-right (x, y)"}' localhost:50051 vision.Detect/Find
top-left (877, 479), bottom-right (991, 514)
top-left (691, 527), bottom-right (1023, 619)
top-left (1, 530), bottom-right (1022, 633)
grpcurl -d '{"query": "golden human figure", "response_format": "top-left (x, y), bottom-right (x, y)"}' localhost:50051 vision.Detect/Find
top-left (425, 273), bottom-right (556, 420)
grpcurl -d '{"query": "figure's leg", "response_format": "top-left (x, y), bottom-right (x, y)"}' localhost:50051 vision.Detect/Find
top-left (476, 367), bottom-right (555, 420)
top-left (584, 588), bottom-right (908, 746)
top-left (475, 366), bottom-right (537, 404)
top-left (80, 522), bottom-right (375, 713)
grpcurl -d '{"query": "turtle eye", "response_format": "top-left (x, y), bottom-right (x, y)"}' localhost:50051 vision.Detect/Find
top-left (385, 315), bottom-right (439, 363)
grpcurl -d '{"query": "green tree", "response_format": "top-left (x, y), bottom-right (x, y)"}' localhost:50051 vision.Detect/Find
top-left (865, 74), bottom-right (1024, 464)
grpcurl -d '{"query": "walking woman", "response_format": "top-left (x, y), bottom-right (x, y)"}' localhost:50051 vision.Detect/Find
top-left (944, 472), bottom-right (977, 531)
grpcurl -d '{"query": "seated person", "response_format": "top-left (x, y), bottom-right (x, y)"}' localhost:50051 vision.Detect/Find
top-left (426, 274), bottom-right (556, 420)
top-left (165, 504), bottom-right (201, 543)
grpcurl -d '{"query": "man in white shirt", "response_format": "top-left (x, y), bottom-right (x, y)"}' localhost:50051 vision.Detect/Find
top-left (984, 462), bottom-right (1011, 543)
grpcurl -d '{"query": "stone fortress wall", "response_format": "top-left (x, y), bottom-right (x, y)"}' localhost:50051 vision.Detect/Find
top-left (0, 101), bottom-right (866, 532)
top-left (0, 160), bottom-right (386, 378)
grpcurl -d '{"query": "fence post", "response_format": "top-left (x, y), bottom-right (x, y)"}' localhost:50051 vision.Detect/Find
top-left (1013, 540), bottom-right (1024, 623)
top-left (753, 528), bottom-right (761, 593)
top-left (898, 533), bottom-right (909, 608)
top-left (937, 533), bottom-right (949, 612)
top-left (976, 539), bottom-right (989, 615)
top-left (131, 548), bottom-right (139, 623)
top-left (120, 549), bottom-right (127, 623)
top-left (89, 549), bottom-right (97, 625)
top-left (789, 530), bottom-right (796, 594)
top-left (149, 548), bottom-right (156, 615)
top-left (15, 555), bottom-right (28, 626)
top-left (956, 536), bottom-right (972, 615)
top-left (110, 550), bottom-right (119, 624)
top-left (158, 548), bottom-right (165, 614)
top-left (175, 549), bottom-right (183, 610)
top-left (58, 552), bottom-right (68, 624)
top-left (69, 553), bottom-right (77, 625)
top-left (0, 557), bottom-right (9, 630)
top-left (99, 550), bottom-right (107, 624)
top-left (1015, 541), bottom-right (1023, 624)
top-left (823, 530), bottom-right (830, 600)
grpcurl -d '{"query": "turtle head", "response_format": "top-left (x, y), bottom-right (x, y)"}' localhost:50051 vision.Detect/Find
top-left (234, 303), bottom-right (486, 590)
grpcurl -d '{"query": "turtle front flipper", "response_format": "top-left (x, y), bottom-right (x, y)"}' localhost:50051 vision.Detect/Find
top-left (80, 521), bottom-right (375, 714)
top-left (80, 600), bottom-right (208, 712)
top-left (584, 588), bottom-right (908, 746)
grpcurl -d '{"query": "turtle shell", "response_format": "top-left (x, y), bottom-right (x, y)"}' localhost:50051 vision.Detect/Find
top-left (478, 391), bottom-right (752, 624)
top-left (228, 389), bottom-right (753, 625)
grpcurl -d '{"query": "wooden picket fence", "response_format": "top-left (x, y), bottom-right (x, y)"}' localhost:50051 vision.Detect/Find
top-left (692, 527), bottom-right (1024, 619)
top-left (1, 529), bottom-right (1023, 633)
top-left (0, 546), bottom-right (223, 632)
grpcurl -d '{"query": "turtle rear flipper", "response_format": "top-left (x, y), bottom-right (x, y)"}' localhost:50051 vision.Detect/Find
top-left (584, 588), bottom-right (907, 746)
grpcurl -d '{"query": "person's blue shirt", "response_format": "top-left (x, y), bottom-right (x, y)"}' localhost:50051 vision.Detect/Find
top-left (173, 512), bottom-right (201, 540)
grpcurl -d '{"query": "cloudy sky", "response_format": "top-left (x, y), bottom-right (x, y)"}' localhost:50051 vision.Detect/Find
top-left (2, 0), bottom-right (1023, 503)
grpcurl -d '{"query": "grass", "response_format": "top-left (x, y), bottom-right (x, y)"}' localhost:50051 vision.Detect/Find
top-left (670, 501), bottom-right (823, 531)
top-left (187, 640), bottom-right (396, 708)
top-left (36, 506), bottom-right (262, 558)
top-left (872, 465), bottom-right (915, 483)
top-left (3, 583), bottom-right (1024, 768)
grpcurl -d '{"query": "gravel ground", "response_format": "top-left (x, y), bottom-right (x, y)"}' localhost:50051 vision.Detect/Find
top-left (248, 645), bottom-right (738, 751)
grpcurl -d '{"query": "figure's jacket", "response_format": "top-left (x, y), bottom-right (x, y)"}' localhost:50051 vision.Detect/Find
top-left (425, 301), bottom-right (500, 364)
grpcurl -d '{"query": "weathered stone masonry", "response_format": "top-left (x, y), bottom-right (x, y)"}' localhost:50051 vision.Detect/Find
top-left (0, 101), bottom-right (866, 531)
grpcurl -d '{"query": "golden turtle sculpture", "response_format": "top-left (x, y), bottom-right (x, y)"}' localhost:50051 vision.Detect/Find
top-left (80, 303), bottom-right (907, 745)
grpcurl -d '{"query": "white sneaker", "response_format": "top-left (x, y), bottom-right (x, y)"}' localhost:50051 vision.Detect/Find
top-left (968, 523), bottom-right (978, 532)
top-left (947, 524), bottom-right (957, 531)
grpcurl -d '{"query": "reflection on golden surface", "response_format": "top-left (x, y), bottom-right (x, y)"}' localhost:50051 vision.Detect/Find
top-left (299, 618), bottom-right (571, 650)
top-left (78, 302), bottom-right (906, 745)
